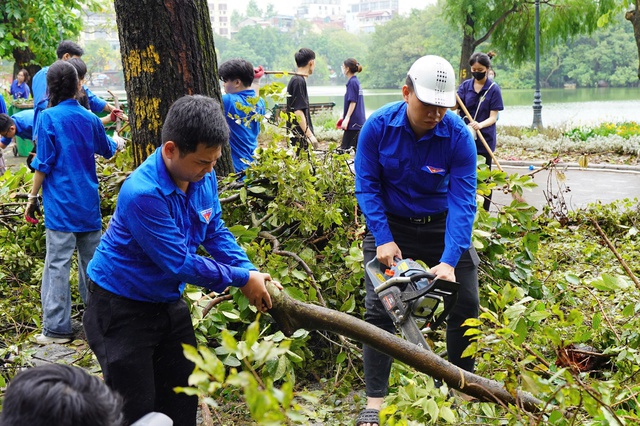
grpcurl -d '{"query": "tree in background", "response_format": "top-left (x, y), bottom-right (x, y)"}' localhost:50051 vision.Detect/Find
top-left (82, 40), bottom-right (121, 83)
top-left (443, 0), bottom-right (618, 83)
top-left (114, 0), bottom-right (233, 174)
top-left (0, 0), bottom-right (101, 80)
top-left (362, 6), bottom-right (459, 88)
top-left (491, 13), bottom-right (637, 89)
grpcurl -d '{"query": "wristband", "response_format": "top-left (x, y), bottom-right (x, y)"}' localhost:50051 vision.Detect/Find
top-left (28, 194), bottom-right (39, 200)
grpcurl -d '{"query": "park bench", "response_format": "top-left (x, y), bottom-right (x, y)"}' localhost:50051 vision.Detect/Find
top-left (270, 102), bottom-right (335, 124)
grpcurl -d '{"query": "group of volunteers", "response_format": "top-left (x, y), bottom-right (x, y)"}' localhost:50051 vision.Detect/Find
top-left (5, 37), bottom-right (504, 426)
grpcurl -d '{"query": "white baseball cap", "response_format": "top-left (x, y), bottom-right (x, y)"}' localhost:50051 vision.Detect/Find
top-left (407, 55), bottom-right (457, 108)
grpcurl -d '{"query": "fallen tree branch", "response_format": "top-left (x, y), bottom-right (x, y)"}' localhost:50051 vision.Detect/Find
top-left (201, 293), bottom-right (234, 317)
top-left (588, 216), bottom-right (640, 291)
top-left (259, 230), bottom-right (326, 307)
top-left (265, 282), bottom-right (545, 414)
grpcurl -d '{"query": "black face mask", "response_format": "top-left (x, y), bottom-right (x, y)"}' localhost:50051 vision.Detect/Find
top-left (472, 71), bottom-right (486, 81)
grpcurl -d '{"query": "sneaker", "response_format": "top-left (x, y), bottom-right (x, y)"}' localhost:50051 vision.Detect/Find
top-left (34, 334), bottom-right (72, 345)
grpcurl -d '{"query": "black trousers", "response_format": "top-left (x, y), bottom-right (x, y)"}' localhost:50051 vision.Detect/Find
top-left (362, 215), bottom-right (479, 398)
top-left (340, 129), bottom-right (360, 151)
top-left (83, 282), bottom-right (197, 426)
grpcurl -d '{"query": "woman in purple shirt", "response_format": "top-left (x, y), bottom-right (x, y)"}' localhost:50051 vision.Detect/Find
top-left (339, 58), bottom-right (366, 152)
top-left (9, 69), bottom-right (31, 100)
top-left (457, 52), bottom-right (504, 210)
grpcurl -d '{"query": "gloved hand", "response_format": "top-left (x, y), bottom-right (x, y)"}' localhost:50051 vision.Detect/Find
top-left (25, 195), bottom-right (42, 224)
top-left (112, 134), bottom-right (126, 151)
top-left (254, 65), bottom-right (265, 79)
top-left (110, 108), bottom-right (123, 122)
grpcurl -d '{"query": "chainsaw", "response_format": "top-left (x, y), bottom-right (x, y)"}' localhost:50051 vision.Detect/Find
top-left (365, 257), bottom-right (460, 351)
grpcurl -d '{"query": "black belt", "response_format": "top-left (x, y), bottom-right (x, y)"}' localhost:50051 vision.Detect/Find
top-left (387, 211), bottom-right (447, 225)
top-left (87, 278), bottom-right (132, 302)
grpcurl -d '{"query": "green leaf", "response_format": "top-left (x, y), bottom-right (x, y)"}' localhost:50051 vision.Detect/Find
top-left (339, 295), bottom-right (356, 313)
top-left (221, 329), bottom-right (238, 351)
top-left (439, 405), bottom-right (456, 423)
top-left (513, 318), bottom-right (527, 346)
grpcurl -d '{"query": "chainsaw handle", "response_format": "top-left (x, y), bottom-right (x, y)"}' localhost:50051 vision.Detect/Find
top-left (408, 271), bottom-right (436, 282)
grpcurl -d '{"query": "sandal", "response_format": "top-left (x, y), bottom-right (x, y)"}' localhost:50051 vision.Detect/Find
top-left (355, 408), bottom-right (380, 426)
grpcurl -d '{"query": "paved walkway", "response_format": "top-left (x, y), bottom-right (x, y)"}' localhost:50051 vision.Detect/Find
top-left (492, 162), bottom-right (640, 212)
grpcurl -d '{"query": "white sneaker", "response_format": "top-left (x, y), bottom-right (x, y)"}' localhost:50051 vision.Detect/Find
top-left (34, 334), bottom-right (72, 345)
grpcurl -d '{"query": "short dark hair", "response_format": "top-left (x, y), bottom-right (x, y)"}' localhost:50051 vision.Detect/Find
top-left (405, 75), bottom-right (414, 91)
top-left (0, 364), bottom-right (124, 426)
top-left (47, 60), bottom-right (79, 108)
top-left (56, 40), bottom-right (84, 59)
top-left (66, 57), bottom-right (87, 80)
top-left (219, 58), bottom-right (255, 88)
top-left (0, 113), bottom-right (15, 133)
top-left (161, 95), bottom-right (229, 155)
top-left (294, 48), bottom-right (315, 67)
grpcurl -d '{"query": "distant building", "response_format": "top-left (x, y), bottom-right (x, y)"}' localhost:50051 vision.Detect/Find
top-left (208, 0), bottom-right (230, 39)
top-left (297, 0), bottom-right (344, 20)
top-left (270, 15), bottom-right (295, 32)
top-left (345, 0), bottom-right (398, 33)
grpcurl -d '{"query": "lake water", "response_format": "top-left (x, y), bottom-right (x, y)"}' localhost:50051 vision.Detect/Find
top-left (308, 86), bottom-right (640, 128)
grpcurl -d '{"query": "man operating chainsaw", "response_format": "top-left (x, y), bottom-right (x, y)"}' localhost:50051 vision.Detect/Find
top-left (354, 55), bottom-right (479, 426)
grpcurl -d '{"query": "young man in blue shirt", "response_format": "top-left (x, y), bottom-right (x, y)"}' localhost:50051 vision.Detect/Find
top-left (0, 110), bottom-right (34, 173)
top-left (219, 58), bottom-right (266, 174)
top-left (354, 55), bottom-right (479, 426)
top-left (83, 95), bottom-right (276, 426)
top-left (0, 110), bottom-right (35, 148)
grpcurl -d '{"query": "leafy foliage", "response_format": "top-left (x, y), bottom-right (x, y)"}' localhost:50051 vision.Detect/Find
top-left (0, 0), bottom-right (103, 66)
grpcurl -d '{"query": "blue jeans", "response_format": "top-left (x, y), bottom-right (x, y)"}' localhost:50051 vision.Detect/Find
top-left (41, 229), bottom-right (101, 338)
top-left (362, 214), bottom-right (479, 398)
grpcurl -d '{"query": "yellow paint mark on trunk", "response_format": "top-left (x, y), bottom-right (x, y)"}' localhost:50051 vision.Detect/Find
top-left (133, 97), bottom-right (162, 133)
top-left (123, 45), bottom-right (161, 79)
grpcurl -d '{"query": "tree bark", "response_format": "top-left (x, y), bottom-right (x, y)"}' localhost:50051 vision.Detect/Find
top-left (266, 282), bottom-right (545, 414)
top-left (626, 2), bottom-right (640, 80)
top-left (113, 0), bottom-right (233, 174)
top-left (458, 16), bottom-right (476, 84)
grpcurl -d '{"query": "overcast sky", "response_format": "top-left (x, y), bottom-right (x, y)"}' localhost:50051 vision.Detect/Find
top-left (228, 0), bottom-right (436, 16)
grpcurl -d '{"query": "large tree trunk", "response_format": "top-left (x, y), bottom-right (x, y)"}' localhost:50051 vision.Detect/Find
top-left (458, 17), bottom-right (477, 84)
top-left (113, 0), bottom-right (233, 175)
top-left (626, 2), bottom-right (640, 80)
top-left (267, 283), bottom-right (545, 413)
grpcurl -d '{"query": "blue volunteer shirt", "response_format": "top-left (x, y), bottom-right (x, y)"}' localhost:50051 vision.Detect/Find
top-left (0, 96), bottom-right (6, 115)
top-left (31, 99), bottom-right (116, 232)
top-left (88, 147), bottom-right (256, 303)
top-left (457, 78), bottom-right (504, 153)
top-left (342, 75), bottom-right (366, 130)
top-left (355, 101), bottom-right (477, 267)
top-left (84, 86), bottom-right (108, 113)
top-left (31, 67), bottom-right (107, 141)
top-left (222, 89), bottom-right (266, 173)
top-left (1, 109), bottom-right (35, 146)
top-left (10, 79), bottom-right (31, 100)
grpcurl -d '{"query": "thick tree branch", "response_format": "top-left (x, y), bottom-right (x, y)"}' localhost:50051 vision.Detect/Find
top-left (588, 217), bottom-right (640, 290)
top-left (475, 2), bottom-right (521, 47)
top-left (266, 283), bottom-right (545, 413)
